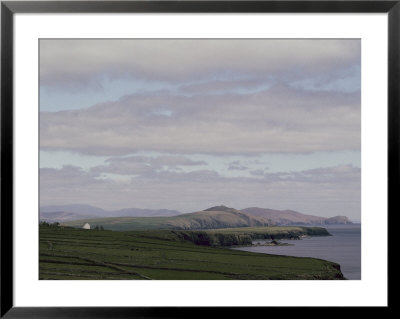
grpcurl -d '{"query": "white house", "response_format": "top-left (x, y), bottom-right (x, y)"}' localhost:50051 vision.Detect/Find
top-left (82, 222), bottom-right (91, 230)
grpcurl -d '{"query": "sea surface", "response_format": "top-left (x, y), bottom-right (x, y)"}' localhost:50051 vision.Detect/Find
top-left (233, 224), bottom-right (361, 280)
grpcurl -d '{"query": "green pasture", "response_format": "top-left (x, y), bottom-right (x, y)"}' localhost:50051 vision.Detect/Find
top-left (39, 225), bottom-right (344, 280)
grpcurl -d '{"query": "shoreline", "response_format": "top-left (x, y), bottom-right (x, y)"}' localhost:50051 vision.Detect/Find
top-left (231, 225), bottom-right (361, 280)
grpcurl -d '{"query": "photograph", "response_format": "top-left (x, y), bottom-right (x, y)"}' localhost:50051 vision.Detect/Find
top-left (38, 38), bottom-right (361, 280)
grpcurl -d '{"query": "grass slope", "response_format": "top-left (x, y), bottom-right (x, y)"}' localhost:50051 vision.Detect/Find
top-left (39, 225), bottom-right (344, 280)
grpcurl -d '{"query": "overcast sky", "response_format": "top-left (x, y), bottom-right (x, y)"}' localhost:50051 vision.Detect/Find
top-left (39, 39), bottom-right (361, 220)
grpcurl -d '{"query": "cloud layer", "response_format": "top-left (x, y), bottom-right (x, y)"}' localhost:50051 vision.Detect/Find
top-left (39, 39), bottom-right (361, 218)
top-left (40, 85), bottom-right (360, 156)
top-left (40, 39), bottom-right (360, 90)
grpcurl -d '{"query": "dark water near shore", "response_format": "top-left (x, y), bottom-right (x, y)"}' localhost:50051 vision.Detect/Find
top-left (233, 224), bottom-right (361, 280)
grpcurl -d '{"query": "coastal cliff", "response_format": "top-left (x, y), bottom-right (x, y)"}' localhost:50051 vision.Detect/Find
top-left (170, 226), bottom-right (331, 247)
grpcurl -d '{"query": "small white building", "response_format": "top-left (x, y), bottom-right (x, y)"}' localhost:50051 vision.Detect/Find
top-left (82, 222), bottom-right (91, 230)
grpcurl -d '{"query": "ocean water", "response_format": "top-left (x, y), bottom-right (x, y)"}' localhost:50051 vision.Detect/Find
top-left (233, 224), bottom-right (361, 280)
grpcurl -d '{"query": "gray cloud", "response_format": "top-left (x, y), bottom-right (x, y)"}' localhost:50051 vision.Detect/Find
top-left (135, 169), bottom-right (223, 183)
top-left (90, 155), bottom-right (207, 175)
top-left (40, 165), bottom-right (102, 187)
top-left (40, 39), bottom-right (360, 90)
top-left (250, 169), bottom-right (266, 176)
top-left (128, 163), bottom-right (361, 185)
top-left (228, 161), bottom-right (249, 171)
top-left (261, 164), bottom-right (361, 183)
top-left (178, 77), bottom-right (271, 95)
top-left (40, 84), bottom-right (360, 156)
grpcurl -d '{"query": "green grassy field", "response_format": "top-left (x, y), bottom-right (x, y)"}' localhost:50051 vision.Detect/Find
top-left (62, 216), bottom-right (176, 230)
top-left (39, 225), bottom-right (344, 280)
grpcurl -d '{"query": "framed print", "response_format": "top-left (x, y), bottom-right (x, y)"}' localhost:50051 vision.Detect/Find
top-left (1, 0), bottom-right (396, 316)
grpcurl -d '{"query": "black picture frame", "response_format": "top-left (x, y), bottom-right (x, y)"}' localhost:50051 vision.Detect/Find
top-left (1, 1), bottom-right (396, 317)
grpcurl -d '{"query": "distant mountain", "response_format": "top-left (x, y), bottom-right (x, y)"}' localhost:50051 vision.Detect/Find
top-left (40, 211), bottom-right (97, 223)
top-left (241, 207), bottom-right (352, 225)
top-left (112, 208), bottom-right (181, 217)
top-left (62, 205), bottom-right (271, 231)
top-left (42, 204), bottom-right (351, 227)
top-left (40, 204), bottom-right (181, 222)
top-left (41, 204), bottom-right (108, 216)
top-left (324, 216), bottom-right (352, 224)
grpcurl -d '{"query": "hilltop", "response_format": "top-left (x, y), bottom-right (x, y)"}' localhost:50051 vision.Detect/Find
top-left (62, 205), bottom-right (270, 231)
top-left (242, 207), bottom-right (352, 225)
top-left (175, 205), bottom-right (270, 228)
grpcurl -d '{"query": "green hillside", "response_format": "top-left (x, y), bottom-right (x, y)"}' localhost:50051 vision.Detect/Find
top-left (62, 206), bottom-right (270, 231)
top-left (39, 225), bottom-right (344, 280)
